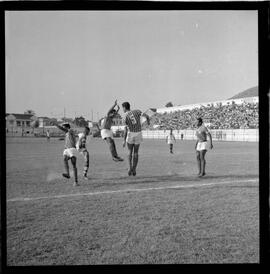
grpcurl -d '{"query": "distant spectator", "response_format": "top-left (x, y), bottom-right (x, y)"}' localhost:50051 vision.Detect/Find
top-left (149, 102), bottom-right (258, 130)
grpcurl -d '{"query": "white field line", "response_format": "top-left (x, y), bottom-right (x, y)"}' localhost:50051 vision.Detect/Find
top-left (7, 178), bottom-right (258, 203)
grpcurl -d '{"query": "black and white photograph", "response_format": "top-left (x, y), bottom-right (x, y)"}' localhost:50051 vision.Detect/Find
top-left (2, 1), bottom-right (269, 267)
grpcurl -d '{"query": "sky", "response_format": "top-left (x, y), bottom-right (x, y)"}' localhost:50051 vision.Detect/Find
top-left (5, 10), bottom-right (258, 121)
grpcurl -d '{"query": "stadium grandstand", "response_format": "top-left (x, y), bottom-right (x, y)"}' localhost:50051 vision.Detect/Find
top-left (150, 86), bottom-right (258, 130)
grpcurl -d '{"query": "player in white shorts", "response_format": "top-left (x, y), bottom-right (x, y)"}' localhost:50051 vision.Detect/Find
top-left (50, 121), bottom-right (79, 186)
top-left (166, 128), bottom-right (176, 154)
top-left (99, 100), bottom-right (124, 162)
top-left (195, 117), bottom-right (213, 177)
top-left (122, 101), bottom-right (149, 176)
top-left (76, 126), bottom-right (90, 180)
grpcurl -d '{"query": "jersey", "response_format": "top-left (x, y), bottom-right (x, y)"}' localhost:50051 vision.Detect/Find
top-left (196, 125), bottom-right (209, 142)
top-left (100, 116), bottom-right (114, 130)
top-left (64, 129), bottom-right (76, 149)
top-left (122, 109), bottom-right (142, 132)
top-left (76, 132), bottom-right (87, 150)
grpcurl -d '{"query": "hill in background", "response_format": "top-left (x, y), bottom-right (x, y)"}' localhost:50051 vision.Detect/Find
top-left (229, 86), bottom-right (258, 100)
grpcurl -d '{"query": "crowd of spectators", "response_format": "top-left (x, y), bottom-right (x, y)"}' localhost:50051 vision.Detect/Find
top-left (149, 102), bottom-right (258, 130)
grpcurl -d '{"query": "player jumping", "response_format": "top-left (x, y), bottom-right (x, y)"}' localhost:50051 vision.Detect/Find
top-left (76, 126), bottom-right (90, 180)
top-left (195, 117), bottom-right (213, 177)
top-left (99, 100), bottom-right (124, 162)
top-left (122, 102), bottom-right (150, 176)
top-left (50, 121), bottom-right (79, 186)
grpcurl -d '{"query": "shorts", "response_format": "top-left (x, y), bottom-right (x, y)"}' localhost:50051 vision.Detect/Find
top-left (167, 140), bottom-right (173, 145)
top-left (126, 131), bottom-right (143, 145)
top-left (196, 141), bottom-right (207, 151)
top-left (63, 148), bottom-right (78, 158)
top-left (101, 129), bottom-right (113, 140)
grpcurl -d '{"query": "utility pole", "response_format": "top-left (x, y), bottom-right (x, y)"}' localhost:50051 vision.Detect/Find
top-left (91, 109), bottom-right (93, 122)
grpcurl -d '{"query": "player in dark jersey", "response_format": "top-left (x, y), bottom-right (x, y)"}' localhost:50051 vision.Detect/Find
top-left (122, 101), bottom-right (149, 176)
top-left (76, 126), bottom-right (90, 180)
top-left (99, 100), bottom-right (123, 162)
top-left (195, 117), bottom-right (213, 177)
top-left (50, 121), bottom-right (79, 186)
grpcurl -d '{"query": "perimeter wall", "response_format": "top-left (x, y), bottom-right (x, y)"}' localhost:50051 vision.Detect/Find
top-left (142, 129), bottom-right (258, 142)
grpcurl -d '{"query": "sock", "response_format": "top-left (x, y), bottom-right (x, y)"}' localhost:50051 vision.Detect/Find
top-left (64, 157), bottom-right (69, 176)
top-left (83, 166), bottom-right (88, 176)
top-left (73, 167), bottom-right (78, 182)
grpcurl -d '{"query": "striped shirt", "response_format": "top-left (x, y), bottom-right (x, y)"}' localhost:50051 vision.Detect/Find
top-left (101, 116), bottom-right (114, 130)
top-left (65, 129), bottom-right (76, 149)
top-left (122, 109), bottom-right (142, 132)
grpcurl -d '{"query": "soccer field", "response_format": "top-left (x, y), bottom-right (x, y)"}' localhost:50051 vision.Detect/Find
top-left (6, 137), bottom-right (259, 264)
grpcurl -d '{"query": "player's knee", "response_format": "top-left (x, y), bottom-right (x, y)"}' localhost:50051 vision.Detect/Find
top-left (70, 156), bottom-right (76, 166)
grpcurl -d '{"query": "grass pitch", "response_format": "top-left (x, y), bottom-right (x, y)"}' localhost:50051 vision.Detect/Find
top-left (6, 137), bottom-right (259, 264)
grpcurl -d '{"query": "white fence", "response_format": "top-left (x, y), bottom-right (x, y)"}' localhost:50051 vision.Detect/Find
top-left (142, 129), bottom-right (258, 142)
top-left (6, 126), bottom-right (86, 137)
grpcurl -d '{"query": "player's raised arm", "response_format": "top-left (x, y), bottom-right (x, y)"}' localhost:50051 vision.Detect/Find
top-left (107, 100), bottom-right (118, 116)
top-left (115, 104), bottom-right (120, 114)
top-left (50, 120), bottom-right (68, 132)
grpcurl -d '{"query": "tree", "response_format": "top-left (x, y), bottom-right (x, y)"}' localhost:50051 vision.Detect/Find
top-left (165, 102), bottom-right (173, 108)
top-left (30, 119), bottom-right (39, 128)
top-left (74, 116), bottom-right (88, 127)
top-left (24, 110), bottom-right (36, 115)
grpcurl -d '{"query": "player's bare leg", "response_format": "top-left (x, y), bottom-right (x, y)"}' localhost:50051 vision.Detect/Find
top-left (196, 151), bottom-right (201, 176)
top-left (106, 137), bottom-right (123, 162)
top-left (170, 144), bottom-right (173, 154)
top-left (83, 150), bottom-right (89, 180)
top-left (199, 150), bottom-right (207, 177)
top-left (70, 156), bottom-right (79, 186)
top-left (132, 144), bottom-right (140, 176)
top-left (62, 155), bottom-right (70, 179)
top-left (127, 143), bottom-right (134, 176)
